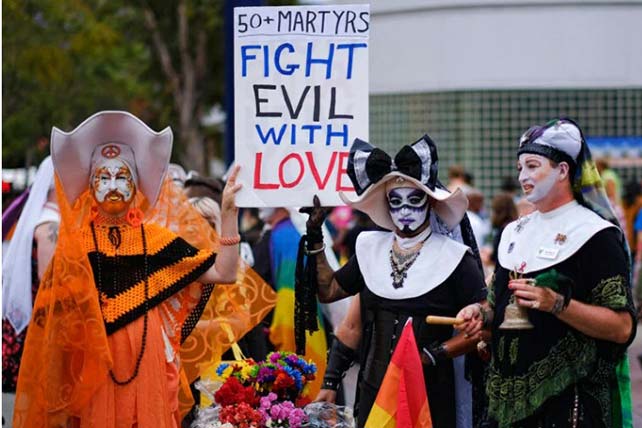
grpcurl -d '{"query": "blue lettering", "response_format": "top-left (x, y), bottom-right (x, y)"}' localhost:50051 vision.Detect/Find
top-left (302, 124), bottom-right (323, 144)
top-left (275, 43), bottom-right (299, 76)
top-left (255, 124), bottom-right (287, 145)
top-left (241, 45), bottom-right (261, 77)
top-left (290, 124), bottom-right (297, 145)
top-left (337, 43), bottom-right (367, 79)
top-left (326, 124), bottom-right (349, 147)
top-left (305, 42), bottom-right (335, 79)
top-left (263, 45), bottom-right (269, 77)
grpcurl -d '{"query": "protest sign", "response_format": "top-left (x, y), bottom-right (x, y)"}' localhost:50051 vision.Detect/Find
top-left (234, 4), bottom-right (369, 207)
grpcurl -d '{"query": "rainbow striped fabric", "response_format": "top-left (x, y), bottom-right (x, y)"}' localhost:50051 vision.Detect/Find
top-left (365, 319), bottom-right (432, 428)
top-left (268, 218), bottom-right (327, 398)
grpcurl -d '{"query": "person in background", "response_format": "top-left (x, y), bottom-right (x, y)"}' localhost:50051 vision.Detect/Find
top-left (465, 187), bottom-right (491, 250)
top-left (341, 210), bottom-right (378, 260)
top-left (327, 206), bottom-right (354, 264)
top-left (489, 193), bottom-right (518, 267)
top-left (596, 158), bottom-right (622, 206)
top-left (251, 207), bottom-right (328, 398)
top-left (500, 175), bottom-right (521, 202)
top-left (458, 118), bottom-right (636, 427)
top-left (167, 163), bottom-right (187, 188)
top-left (447, 164), bottom-right (472, 194)
top-left (184, 173), bottom-right (224, 205)
top-left (596, 158), bottom-right (627, 233)
top-left (2, 157), bottom-right (59, 427)
top-left (622, 180), bottom-right (642, 257)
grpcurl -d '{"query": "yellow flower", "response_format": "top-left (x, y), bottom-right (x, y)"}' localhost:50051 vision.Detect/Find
top-left (240, 363), bottom-right (254, 381)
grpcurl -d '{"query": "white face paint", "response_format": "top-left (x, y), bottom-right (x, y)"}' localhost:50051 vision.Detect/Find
top-left (387, 187), bottom-right (429, 234)
top-left (91, 158), bottom-right (136, 215)
top-left (518, 154), bottom-right (561, 203)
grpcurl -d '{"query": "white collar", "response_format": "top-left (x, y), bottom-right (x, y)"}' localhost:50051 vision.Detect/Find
top-left (498, 201), bottom-right (614, 274)
top-left (356, 230), bottom-right (469, 299)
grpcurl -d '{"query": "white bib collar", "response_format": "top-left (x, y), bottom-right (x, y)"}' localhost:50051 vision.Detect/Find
top-left (498, 201), bottom-right (614, 274)
top-left (356, 230), bottom-right (469, 300)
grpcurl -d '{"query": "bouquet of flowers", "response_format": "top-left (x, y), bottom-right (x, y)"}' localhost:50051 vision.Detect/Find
top-left (193, 352), bottom-right (317, 428)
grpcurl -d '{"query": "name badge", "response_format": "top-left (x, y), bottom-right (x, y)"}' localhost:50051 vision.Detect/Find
top-left (537, 247), bottom-right (559, 260)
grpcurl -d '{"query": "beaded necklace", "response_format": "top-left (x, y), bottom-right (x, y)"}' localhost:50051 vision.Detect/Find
top-left (389, 231), bottom-right (431, 289)
top-left (90, 221), bottom-right (149, 386)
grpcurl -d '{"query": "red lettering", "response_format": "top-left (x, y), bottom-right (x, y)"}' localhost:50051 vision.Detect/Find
top-left (306, 151), bottom-right (337, 190)
top-left (253, 152), bottom-right (279, 189)
top-left (279, 153), bottom-right (305, 188)
top-left (336, 151), bottom-right (354, 191)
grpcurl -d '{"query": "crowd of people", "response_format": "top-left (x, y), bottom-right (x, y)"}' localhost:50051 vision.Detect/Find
top-left (1, 112), bottom-right (640, 428)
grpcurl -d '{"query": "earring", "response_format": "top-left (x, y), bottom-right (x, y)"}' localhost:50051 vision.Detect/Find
top-left (126, 207), bottom-right (144, 227)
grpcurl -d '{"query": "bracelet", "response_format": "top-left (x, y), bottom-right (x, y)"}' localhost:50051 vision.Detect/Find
top-left (306, 228), bottom-right (324, 245)
top-left (304, 243), bottom-right (326, 255)
top-left (219, 235), bottom-right (241, 246)
top-left (550, 293), bottom-right (566, 316)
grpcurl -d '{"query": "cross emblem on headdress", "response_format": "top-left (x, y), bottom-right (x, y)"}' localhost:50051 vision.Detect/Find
top-left (101, 145), bottom-right (121, 159)
top-left (554, 233), bottom-right (567, 245)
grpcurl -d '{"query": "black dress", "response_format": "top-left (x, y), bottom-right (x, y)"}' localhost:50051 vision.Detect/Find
top-left (335, 247), bottom-right (486, 428)
top-left (487, 228), bottom-right (637, 428)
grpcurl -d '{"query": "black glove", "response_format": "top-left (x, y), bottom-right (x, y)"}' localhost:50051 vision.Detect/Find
top-left (299, 195), bottom-right (331, 245)
top-left (322, 337), bottom-right (356, 391)
top-left (421, 342), bottom-right (448, 366)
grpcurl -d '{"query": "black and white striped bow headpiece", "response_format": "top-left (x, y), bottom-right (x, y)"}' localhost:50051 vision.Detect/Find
top-left (347, 135), bottom-right (439, 196)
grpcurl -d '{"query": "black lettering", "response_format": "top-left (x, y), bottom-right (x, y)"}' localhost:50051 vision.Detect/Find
top-left (358, 11), bottom-right (370, 32)
top-left (333, 10), bottom-right (345, 34)
top-left (253, 84), bottom-right (282, 117)
top-left (306, 10), bottom-right (317, 33)
top-left (313, 85), bottom-right (321, 122)
top-left (344, 11), bottom-right (356, 33)
top-left (329, 87), bottom-right (354, 120)
top-left (278, 11), bottom-right (291, 32)
top-left (281, 85), bottom-right (311, 119)
top-left (318, 10), bottom-right (330, 32)
top-left (293, 11), bottom-right (305, 32)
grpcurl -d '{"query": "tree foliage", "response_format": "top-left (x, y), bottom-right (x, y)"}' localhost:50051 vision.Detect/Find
top-left (3, 0), bottom-right (295, 171)
top-left (3, 0), bottom-right (154, 168)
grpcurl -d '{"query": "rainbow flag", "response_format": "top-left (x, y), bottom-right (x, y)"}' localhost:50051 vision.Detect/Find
top-left (365, 319), bottom-right (432, 428)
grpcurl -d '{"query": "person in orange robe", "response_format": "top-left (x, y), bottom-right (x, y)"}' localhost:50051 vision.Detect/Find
top-left (13, 111), bottom-right (243, 428)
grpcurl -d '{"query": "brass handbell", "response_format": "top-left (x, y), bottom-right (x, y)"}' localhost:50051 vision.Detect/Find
top-left (499, 271), bottom-right (534, 330)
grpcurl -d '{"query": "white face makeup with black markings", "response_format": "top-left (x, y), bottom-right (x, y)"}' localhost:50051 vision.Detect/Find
top-left (387, 187), bottom-right (429, 234)
top-left (91, 158), bottom-right (136, 215)
top-left (517, 154), bottom-right (561, 203)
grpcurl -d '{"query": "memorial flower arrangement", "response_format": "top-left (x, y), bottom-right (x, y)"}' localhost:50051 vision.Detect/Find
top-left (196, 352), bottom-right (317, 428)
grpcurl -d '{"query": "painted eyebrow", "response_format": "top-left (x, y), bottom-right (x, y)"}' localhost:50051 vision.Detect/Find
top-left (408, 189), bottom-right (426, 198)
top-left (116, 167), bottom-right (131, 175)
top-left (388, 189), bottom-right (404, 198)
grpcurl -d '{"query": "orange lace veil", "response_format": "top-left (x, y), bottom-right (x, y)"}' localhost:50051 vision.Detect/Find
top-left (14, 176), bottom-right (276, 427)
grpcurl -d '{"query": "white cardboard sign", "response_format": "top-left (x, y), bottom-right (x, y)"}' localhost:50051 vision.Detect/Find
top-left (234, 4), bottom-right (369, 207)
